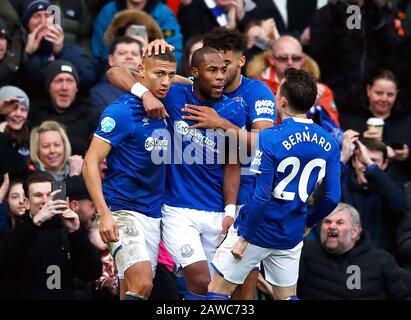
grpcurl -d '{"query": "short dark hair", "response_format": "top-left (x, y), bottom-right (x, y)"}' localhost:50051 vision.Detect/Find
top-left (23, 171), bottom-right (54, 197)
top-left (143, 49), bottom-right (176, 65)
top-left (109, 36), bottom-right (143, 55)
top-left (203, 27), bottom-right (247, 54)
top-left (280, 68), bottom-right (317, 113)
top-left (191, 47), bottom-right (221, 69)
top-left (361, 138), bottom-right (388, 161)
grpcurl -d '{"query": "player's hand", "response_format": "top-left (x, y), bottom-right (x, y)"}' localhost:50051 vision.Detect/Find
top-left (99, 213), bottom-right (119, 243)
top-left (61, 208), bottom-right (80, 233)
top-left (143, 39), bottom-right (175, 57)
top-left (221, 216), bottom-right (234, 236)
top-left (231, 236), bottom-right (248, 260)
top-left (181, 104), bottom-right (225, 129)
top-left (142, 91), bottom-right (169, 119)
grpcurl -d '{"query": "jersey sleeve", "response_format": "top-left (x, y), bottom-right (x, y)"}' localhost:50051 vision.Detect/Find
top-left (306, 143), bottom-right (341, 227)
top-left (247, 81), bottom-right (276, 124)
top-left (226, 100), bottom-right (246, 129)
top-left (94, 103), bottom-right (134, 147)
top-left (240, 131), bottom-right (275, 240)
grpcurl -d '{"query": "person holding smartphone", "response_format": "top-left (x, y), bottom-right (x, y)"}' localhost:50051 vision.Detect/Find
top-left (0, 171), bottom-right (102, 299)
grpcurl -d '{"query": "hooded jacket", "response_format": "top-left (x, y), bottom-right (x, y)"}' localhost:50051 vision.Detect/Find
top-left (91, 0), bottom-right (182, 66)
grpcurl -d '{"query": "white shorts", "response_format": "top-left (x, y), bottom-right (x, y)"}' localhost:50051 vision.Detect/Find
top-left (161, 204), bottom-right (224, 275)
top-left (100, 210), bottom-right (161, 280)
top-left (212, 226), bottom-right (303, 287)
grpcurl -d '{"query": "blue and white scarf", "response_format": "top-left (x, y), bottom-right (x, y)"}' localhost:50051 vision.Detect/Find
top-left (204, 0), bottom-right (227, 26)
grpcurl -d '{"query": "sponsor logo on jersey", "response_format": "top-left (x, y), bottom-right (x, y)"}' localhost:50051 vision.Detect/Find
top-left (175, 121), bottom-right (219, 153)
top-left (145, 136), bottom-right (169, 151)
top-left (255, 99), bottom-right (275, 115)
top-left (101, 117), bottom-right (116, 133)
top-left (251, 150), bottom-right (263, 167)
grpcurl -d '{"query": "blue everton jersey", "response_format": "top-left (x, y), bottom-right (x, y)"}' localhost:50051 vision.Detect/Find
top-left (236, 118), bottom-right (341, 249)
top-left (95, 93), bottom-right (169, 218)
top-left (225, 77), bottom-right (276, 205)
top-left (163, 83), bottom-right (246, 211)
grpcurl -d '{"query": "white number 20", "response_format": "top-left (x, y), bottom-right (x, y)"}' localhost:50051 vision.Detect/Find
top-left (273, 157), bottom-right (326, 202)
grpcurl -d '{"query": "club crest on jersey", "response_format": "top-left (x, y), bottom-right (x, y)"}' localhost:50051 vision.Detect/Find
top-left (101, 117), bottom-right (116, 133)
top-left (180, 244), bottom-right (194, 258)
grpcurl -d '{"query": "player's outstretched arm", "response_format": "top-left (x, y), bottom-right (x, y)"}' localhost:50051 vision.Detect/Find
top-left (83, 137), bottom-right (119, 243)
top-left (107, 66), bottom-right (168, 119)
top-left (181, 104), bottom-right (259, 151)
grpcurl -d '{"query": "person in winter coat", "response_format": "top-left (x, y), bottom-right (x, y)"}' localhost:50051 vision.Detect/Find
top-left (298, 202), bottom-right (410, 300)
top-left (0, 171), bottom-right (102, 299)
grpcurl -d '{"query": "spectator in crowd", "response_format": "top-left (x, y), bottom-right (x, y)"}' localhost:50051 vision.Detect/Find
top-left (298, 202), bottom-right (410, 300)
top-left (243, 18), bottom-right (280, 74)
top-left (180, 34), bottom-right (203, 77)
top-left (240, 0), bottom-right (325, 39)
top-left (308, 0), bottom-right (409, 114)
top-left (340, 136), bottom-right (406, 256)
top-left (103, 9), bottom-right (164, 49)
top-left (90, 36), bottom-right (142, 109)
top-left (88, 223), bottom-right (119, 299)
top-left (91, 0), bottom-right (182, 66)
top-left (29, 120), bottom-right (83, 181)
top-left (178, 0), bottom-right (247, 44)
top-left (28, 60), bottom-right (100, 155)
top-left (0, 176), bottom-right (28, 230)
top-left (247, 35), bottom-right (340, 126)
top-left (66, 174), bottom-right (120, 300)
top-left (340, 69), bottom-right (411, 184)
top-left (18, 0), bottom-right (96, 99)
top-left (0, 171), bottom-right (102, 299)
top-left (66, 175), bottom-right (96, 230)
top-left (0, 86), bottom-right (31, 169)
top-left (50, 0), bottom-right (93, 46)
top-left (397, 181), bottom-right (411, 272)
top-left (0, 18), bottom-right (19, 87)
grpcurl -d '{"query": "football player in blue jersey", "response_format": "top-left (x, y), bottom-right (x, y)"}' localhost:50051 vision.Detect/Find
top-left (82, 50), bottom-right (176, 300)
top-left (206, 68), bottom-right (341, 300)
top-left (199, 27), bottom-right (277, 300)
top-left (106, 44), bottom-right (246, 300)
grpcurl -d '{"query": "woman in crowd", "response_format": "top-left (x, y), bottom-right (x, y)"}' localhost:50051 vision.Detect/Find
top-left (0, 86), bottom-right (31, 167)
top-left (340, 69), bottom-right (411, 184)
top-left (29, 121), bottom-right (83, 181)
top-left (0, 175), bottom-right (27, 230)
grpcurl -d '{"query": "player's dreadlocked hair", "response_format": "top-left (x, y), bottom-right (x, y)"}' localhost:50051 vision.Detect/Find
top-left (203, 27), bottom-right (247, 54)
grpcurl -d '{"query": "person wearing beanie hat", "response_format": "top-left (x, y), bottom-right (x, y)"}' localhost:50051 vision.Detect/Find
top-left (19, 0), bottom-right (95, 99)
top-left (43, 60), bottom-right (79, 90)
top-left (0, 85), bottom-right (31, 166)
top-left (28, 59), bottom-right (100, 156)
top-left (22, 0), bottom-right (51, 30)
top-left (66, 175), bottom-right (96, 229)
